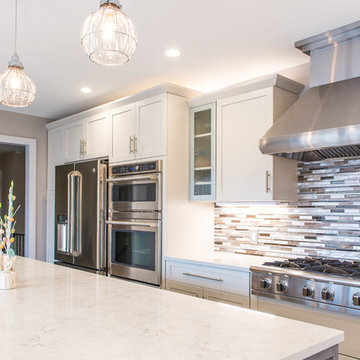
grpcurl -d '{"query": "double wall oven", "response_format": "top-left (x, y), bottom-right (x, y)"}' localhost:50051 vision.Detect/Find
top-left (107, 160), bottom-right (162, 285)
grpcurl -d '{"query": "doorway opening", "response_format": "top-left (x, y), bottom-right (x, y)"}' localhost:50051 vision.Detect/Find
top-left (0, 144), bottom-right (26, 256)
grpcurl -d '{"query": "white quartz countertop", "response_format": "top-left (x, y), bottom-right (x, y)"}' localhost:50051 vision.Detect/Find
top-left (165, 252), bottom-right (284, 271)
top-left (0, 257), bottom-right (343, 360)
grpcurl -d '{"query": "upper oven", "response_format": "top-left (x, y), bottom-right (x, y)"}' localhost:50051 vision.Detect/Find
top-left (107, 160), bottom-right (162, 220)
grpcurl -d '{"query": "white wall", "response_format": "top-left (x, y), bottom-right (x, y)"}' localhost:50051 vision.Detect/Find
top-left (0, 110), bottom-right (50, 260)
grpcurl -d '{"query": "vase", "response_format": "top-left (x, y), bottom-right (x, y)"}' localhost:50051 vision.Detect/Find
top-left (0, 269), bottom-right (16, 290)
top-left (0, 254), bottom-right (16, 290)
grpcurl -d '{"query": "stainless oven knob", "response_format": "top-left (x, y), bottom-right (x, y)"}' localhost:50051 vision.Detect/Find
top-left (302, 285), bottom-right (314, 298)
top-left (276, 281), bottom-right (287, 292)
top-left (353, 293), bottom-right (360, 306)
top-left (321, 288), bottom-right (335, 301)
top-left (260, 279), bottom-right (271, 289)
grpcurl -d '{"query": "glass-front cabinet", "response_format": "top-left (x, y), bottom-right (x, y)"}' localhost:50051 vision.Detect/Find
top-left (190, 103), bottom-right (216, 201)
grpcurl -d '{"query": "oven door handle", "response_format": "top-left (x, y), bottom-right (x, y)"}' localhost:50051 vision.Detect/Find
top-left (106, 220), bottom-right (159, 228)
top-left (106, 175), bottom-right (159, 182)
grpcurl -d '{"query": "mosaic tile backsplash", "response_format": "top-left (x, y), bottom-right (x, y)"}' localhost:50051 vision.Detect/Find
top-left (214, 158), bottom-right (360, 261)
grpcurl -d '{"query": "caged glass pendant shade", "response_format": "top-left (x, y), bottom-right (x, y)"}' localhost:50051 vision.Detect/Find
top-left (81, 0), bottom-right (138, 66)
top-left (0, 52), bottom-right (36, 108)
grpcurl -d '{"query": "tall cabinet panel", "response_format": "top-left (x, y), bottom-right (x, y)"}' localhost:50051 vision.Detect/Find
top-left (189, 103), bottom-right (216, 201)
top-left (136, 94), bottom-right (166, 159)
top-left (109, 104), bottom-right (136, 163)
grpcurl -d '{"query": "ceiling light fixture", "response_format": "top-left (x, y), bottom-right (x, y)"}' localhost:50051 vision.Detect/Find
top-left (80, 87), bottom-right (92, 94)
top-left (165, 48), bottom-right (181, 58)
top-left (0, 0), bottom-right (36, 108)
top-left (81, 0), bottom-right (138, 66)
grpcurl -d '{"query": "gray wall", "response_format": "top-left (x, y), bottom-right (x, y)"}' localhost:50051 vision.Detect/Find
top-left (0, 110), bottom-right (50, 260)
top-left (0, 152), bottom-right (26, 234)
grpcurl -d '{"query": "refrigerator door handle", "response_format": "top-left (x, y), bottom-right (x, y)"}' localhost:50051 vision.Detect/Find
top-left (68, 171), bottom-right (83, 257)
top-left (66, 171), bottom-right (73, 256)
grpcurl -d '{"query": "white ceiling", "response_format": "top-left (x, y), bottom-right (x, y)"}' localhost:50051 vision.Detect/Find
top-left (0, 0), bottom-right (359, 120)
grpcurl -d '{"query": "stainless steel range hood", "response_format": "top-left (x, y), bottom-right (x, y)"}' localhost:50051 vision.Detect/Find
top-left (260, 21), bottom-right (360, 161)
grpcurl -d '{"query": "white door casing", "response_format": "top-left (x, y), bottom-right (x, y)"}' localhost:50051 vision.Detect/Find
top-left (0, 135), bottom-right (36, 259)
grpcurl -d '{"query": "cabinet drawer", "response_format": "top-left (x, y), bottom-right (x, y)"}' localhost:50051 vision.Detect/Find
top-left (203, 288), bottom-right (249, 308)
top-left (166, 260), bottom-right (249, 296)
top-left (166, 280), bottom-right (203, 298)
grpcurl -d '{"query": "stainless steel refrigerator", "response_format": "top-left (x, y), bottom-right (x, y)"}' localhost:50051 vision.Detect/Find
top-left (54, 159), bottom-right (107, 273)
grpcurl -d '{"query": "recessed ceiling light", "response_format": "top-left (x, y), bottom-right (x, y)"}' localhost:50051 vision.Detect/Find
top-left (80, 87), bottom-right (92, 94)
top-left (165, 48), bottom-right (181, 58)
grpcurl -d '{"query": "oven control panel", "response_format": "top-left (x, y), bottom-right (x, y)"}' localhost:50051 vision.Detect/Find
top-left (110, 160), bottom-right (161, 176)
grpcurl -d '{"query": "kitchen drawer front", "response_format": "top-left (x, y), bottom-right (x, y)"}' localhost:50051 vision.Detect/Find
top-left (166, 280), bottom-right (203, 298)
top-left (203, 288), bottom-right (250, 308)
top-left (165, 260), bottom-right (250, 296)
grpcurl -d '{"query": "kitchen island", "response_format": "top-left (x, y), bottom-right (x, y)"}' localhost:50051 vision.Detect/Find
top-left (0, 257), bottom-right (343, 360)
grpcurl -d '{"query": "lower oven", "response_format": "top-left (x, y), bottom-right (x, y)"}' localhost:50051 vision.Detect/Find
top-left (107, 219), bottom-right (161, 286)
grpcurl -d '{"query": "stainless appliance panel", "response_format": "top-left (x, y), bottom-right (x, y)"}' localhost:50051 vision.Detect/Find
top-left (55, 163), bottom-right (74, 264)
top-left (73, 160), bottom-right (106, 270)
top-left (54, 160), bottom-right (107, 271)
top-left (108, 173), bottom-right (162, 220)
top-left (107, 220), bottom-right (161, 285)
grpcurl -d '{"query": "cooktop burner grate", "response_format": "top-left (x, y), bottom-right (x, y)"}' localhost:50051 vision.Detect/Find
top-left (263, 257), bottom-right (360, 278)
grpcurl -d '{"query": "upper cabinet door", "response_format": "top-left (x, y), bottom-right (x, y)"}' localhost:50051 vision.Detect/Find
top-left (84, 112), bottom-right (109, 159)
top-left (65, 120), bottom-right (84, 163)
top-left (216, 88), bottom-right (273, 202)
top-left (109, 104), bottom-right (136, 163)
top-left (190, 103), bottom-right (216, 201)
top-left (135, 94), bottom-right (166, 159)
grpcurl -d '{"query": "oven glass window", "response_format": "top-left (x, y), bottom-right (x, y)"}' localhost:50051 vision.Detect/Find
top-left (112, 229), bottom-right (155, 270)
top-left (112, 184), bottom-right (156, 202)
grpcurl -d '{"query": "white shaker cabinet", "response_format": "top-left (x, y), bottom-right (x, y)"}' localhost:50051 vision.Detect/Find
top-left (110, 94), bottom-right (166, 163)
top-left (165, 258), bottom-right (250, 308)
top-left (64, 120), bottom-right (84, 162)
top-left (109, 104), bottom-right (136, 163)
top-left (216, 87), bottom-right (298, 202)
top-left (84, 112), bottom-right (109, 160)
top-left (135, 94), bottom-right (166, 159)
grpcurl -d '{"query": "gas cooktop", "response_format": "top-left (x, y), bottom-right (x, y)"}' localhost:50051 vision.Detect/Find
top-left (262, 257), bottom-right (360, 278)
top-left (251, 257), bottom-right (360, 315)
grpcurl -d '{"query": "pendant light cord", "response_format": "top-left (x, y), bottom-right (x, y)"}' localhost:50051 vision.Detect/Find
top-left (14, 0), bottom-right (18, 53)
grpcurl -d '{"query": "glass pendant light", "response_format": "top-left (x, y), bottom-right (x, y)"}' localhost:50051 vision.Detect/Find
top-left (81, 0), bottom-right (138, 66)
top-left (0, 0), bottom-right (36, 108)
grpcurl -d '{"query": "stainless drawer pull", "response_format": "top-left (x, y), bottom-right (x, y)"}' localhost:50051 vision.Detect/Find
top-left (182, 272), bottom-right (224, 282)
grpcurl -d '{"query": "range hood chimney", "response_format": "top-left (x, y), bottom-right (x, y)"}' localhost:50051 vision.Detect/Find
top-left (260, 21), bottom-right (360, 161)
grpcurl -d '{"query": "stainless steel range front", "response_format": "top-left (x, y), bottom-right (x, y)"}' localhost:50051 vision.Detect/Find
top-left (251, 258), bottom-right (360, 315)
top-left (107, 160), bottom-right (162, 286)
top-left (251, 258), bottom-right (360, 359)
